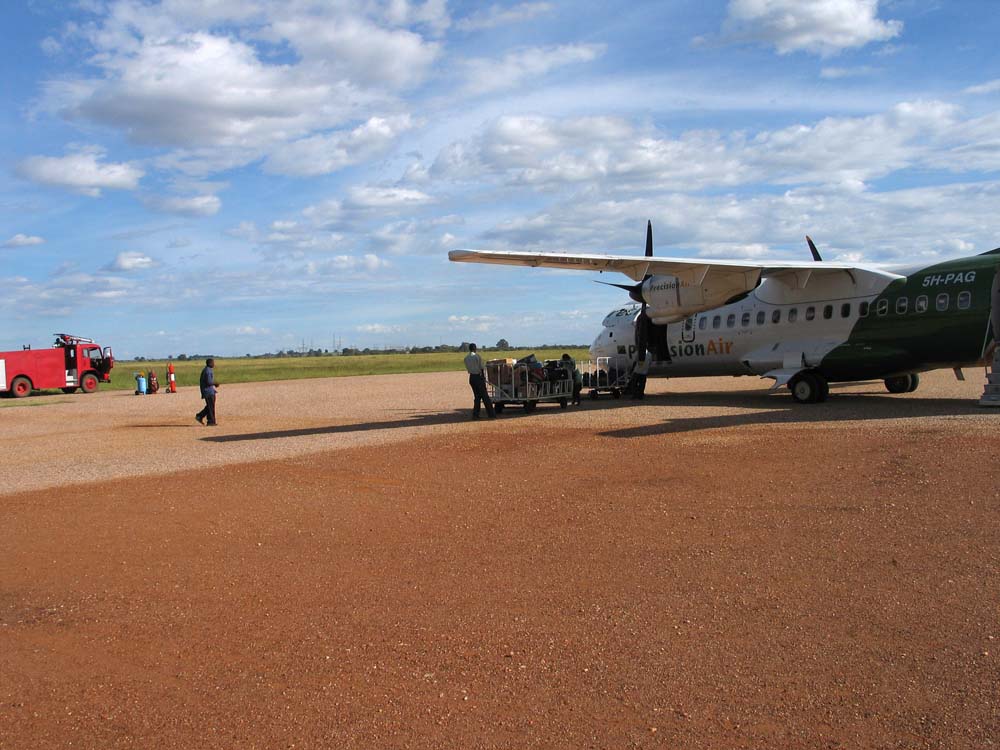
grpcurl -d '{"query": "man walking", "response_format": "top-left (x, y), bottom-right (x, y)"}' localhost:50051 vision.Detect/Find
top-left (463, 343), bottom-right (495, 419)
top-left (195, 357), bottom-right (220, 426)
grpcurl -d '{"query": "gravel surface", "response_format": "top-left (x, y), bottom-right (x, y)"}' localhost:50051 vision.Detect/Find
top-left (2, 369), bottom-right (999, 748)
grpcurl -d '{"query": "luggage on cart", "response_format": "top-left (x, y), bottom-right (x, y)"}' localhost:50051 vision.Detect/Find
top-left (486, 358), bottom-right (515, 386)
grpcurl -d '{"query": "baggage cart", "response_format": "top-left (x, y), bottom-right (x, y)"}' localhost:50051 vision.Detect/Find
top-left (580, 357), bottom-right (630, 399)
top-left (486, 357), bottom-right (573, 413)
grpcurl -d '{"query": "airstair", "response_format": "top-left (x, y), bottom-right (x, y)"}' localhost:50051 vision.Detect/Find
top-left (981, 346), bottom-right (1000, 407)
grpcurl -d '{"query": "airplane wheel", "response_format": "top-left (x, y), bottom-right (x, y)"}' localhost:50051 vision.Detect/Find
top-left (818, 376), bottom-right (829, 402)
top-left (906, 373), bottom-right (920, 393)
top-left (559, 398), bottom-right (568, 408)
top-left (10, 376), bottom-right (32, 398)
top-left (789, 372), bottom-right (823, 404)
top-left (884, 375), bottom-right (910, 394)
top-left (523, 400), bottom-right (537, 413)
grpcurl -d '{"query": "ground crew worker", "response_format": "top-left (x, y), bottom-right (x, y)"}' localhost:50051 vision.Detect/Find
top-left (630, 354), bottom-right (650, 400)
top-left (195, 358), bottom-right (219, 426)
top-left (561, 353), bottom-right (582, 405)
top-left (463, 343), bottom-right (495, 419)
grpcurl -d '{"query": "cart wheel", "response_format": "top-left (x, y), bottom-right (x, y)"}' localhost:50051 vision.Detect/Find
top-left (494, 402), bottom-right (505, 413)
top-left (559, 398), bottom-right (568, 408)
top-left (589, 390), bottom-right (598, 400)
top-left (612, 389), bottom-right (621, 399)
top-left (523, 400), bottom-right (537, 413)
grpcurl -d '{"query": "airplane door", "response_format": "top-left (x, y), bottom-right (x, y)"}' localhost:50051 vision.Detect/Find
top-left (681, 315), bottom-right (696, 343)
top-left (992, 268), bottom-right (1000, 343)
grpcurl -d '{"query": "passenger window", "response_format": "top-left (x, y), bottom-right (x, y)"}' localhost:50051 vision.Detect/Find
top-left (823, 305), bottom-right (833, 320)
top-left (772, 309), bottom-right (781, 324)
top-left (788, 308), bottom-right (798, 323)
top-left (841, 303), bottom-right (851, 318)
top-left (915, 295), bottom-right (928, 313)
top-left (877, 299), bottom-right (889, 316)
top-left (896, 297), bottom-right (908, 315)
top-left (713, 315), bottom-right (721, 329)
top-left (756, 310), bottom-right (765, 325)
top-left (726, 314), bottom-right (736, 328)
top-left (936, 293), bottom-right (949, 312)
top-left (805, 306), bottom-right (815, 321)
top-left (958, 291), bottom-right (972, 310)
top-left (699, 316), bottom-right (708, 330)
top-left (741, 312), bottom-right (751, 327)
top-left (859, 301), bottom-right (870, 317)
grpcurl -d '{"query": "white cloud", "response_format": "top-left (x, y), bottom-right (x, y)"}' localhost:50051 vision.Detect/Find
top-left (107, 252), bottom-right (156, 271)
top-left (143, 194), bottom-right (222, 216)
top-left (964, 79), bottom-right (1000, 96)
top-left (17, 148), bottom-right (143, 196)
top-left (447, 314), bottom-right (499, 332)
top-left (266, 14), bottom-right (440, 89)
top-left (720, 0), bottom-right (902, 57)
top-left (306, 253), bottom-right (389, 275)
top-left (346, 186), bottom-right (433, 209)
top-left (455, 2), bottom-right (553, 32)
top-left (461, 44), bottom-right (605, 95)
top-left (357, 322), bottom-right (406, 334)
top-left (264, 115), bottom-right (415, 176)
top-left (3, 234), bottom-right (45, 248)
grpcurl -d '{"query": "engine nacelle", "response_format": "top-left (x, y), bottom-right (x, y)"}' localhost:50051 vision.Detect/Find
top-left (642, 270), bottom-right (760, 324)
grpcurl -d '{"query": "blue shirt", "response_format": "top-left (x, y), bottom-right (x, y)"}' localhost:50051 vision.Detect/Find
top-left (199, 366), bottom-right (216, 397)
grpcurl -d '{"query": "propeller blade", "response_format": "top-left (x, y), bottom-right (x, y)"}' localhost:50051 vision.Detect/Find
top-left (595, 279), bottom-right (644, 303)
top-left (645, 220), bottom-right (653, 258)
top-left (806, 235), bottom-right (822, 262)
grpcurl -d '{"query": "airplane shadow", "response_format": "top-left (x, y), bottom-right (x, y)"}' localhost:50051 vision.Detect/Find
top-left (600, 389), bottom-right (990, 438)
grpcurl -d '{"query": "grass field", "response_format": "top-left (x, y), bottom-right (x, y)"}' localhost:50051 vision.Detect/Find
top-left (106, 348), bottom-right (594, 392)
top-left (1, 348), bottom-right (592, 402)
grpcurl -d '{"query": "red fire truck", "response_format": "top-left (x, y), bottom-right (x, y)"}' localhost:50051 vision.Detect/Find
top-left (0, 334), bottom-right (114, 398)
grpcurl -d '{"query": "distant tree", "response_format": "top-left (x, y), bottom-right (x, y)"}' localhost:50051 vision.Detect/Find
top-left (496, 338), bottom-right (510, 349)
top-left (177, 354), bottom-right (188, 361)
top-left (459, 342), bottom-right (471, 352)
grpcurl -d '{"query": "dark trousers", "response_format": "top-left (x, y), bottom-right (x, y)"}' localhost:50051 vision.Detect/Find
top-left (197, 393), bottom-right (217, 425)
top-left (572, 382), bottom-right (582, 404)
top-left (469, 373), bottom-right (495, 418)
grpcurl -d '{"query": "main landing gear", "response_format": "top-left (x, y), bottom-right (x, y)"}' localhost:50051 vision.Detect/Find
top-left (884, 373), bottom-right (920, 394)
top-left (788, 371), bottom-right (829, 404)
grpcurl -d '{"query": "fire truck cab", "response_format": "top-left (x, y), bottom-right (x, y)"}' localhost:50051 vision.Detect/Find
top-left (0, 334), bottom-right (114, 398)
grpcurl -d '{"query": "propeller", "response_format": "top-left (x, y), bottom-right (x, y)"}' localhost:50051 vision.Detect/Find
top-left (635, 221), bottom-right (654, 363)
top-left (806, 235), bottom-right (822, 262)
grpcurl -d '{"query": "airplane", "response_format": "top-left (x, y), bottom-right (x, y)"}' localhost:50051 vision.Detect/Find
top-left (449, 223), bottom-right (1000, 403)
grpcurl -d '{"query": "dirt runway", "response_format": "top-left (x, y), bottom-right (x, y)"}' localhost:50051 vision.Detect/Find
top-left (2, 371), bottom-right (999, 748)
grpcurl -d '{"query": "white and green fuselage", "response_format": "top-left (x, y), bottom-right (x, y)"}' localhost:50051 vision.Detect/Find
top-left (591, 250), bottom-right (1000, 385)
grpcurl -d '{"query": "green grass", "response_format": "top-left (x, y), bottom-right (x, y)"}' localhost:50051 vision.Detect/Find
top-left (107, 349), bottom-right (593, 391)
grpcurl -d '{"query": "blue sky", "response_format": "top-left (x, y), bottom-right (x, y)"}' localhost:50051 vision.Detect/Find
top-left (2, 0), bottom-right (999, 358)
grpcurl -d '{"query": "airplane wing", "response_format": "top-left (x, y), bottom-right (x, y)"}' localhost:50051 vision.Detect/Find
top-left (448, 248), bottom-right (895, 287)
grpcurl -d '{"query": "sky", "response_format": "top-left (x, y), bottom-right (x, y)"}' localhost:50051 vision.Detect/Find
top-left (2, 0), bottom-right (999, 358)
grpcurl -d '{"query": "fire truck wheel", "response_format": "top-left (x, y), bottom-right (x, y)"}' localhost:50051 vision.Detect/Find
top-left (10, 376), bottom-right (32, 398)
top-left (62, 387), bottom-right (78, 394)
top-left (80, 373), bottom-right (99, 393)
